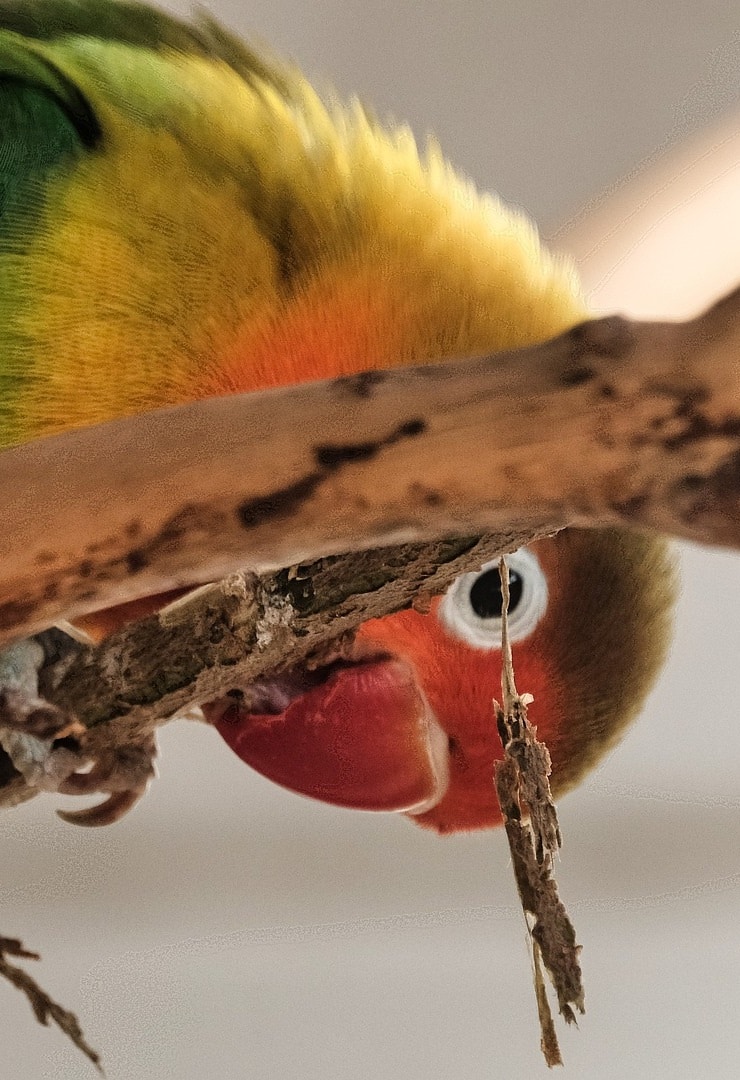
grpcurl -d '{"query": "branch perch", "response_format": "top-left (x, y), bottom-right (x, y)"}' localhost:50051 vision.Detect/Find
top-left (3, 286), bottom-right (740, 643)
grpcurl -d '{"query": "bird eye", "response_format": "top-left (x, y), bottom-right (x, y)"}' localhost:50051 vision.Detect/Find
top-left (438, 548), bottom-right (548, 650)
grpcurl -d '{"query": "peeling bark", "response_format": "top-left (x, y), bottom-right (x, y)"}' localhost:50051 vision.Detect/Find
top-left (0, 532), bottom-right (541, 813)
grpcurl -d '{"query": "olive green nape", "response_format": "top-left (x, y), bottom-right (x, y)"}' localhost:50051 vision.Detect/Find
top-left (0, 0), bottom-right (292, 97)
top-left (0, 0), bottom-right (219, 48)
top-left (548, 528), bottom-right (677, 797)
top-left (0, 20), bottom-right (100, 225)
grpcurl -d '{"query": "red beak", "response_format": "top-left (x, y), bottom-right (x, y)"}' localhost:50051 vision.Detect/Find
top-left (210, 658), bottom-right (450, 813)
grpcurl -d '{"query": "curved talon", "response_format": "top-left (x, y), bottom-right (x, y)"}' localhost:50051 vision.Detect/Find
top-left (56, 787), bottom-right (143, 827)
top-left (56, 764), bottom-right (109, 795)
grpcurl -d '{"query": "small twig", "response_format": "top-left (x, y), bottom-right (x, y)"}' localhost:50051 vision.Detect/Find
top-left (532, 939), bottom-right (562, 1068)
top-left (493, 557), bottom-right (584, 1068)
top-left (0, 935), bottom-right (102, 1072)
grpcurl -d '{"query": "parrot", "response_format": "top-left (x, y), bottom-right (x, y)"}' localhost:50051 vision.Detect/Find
top-left (0, 0), bottom-right (676, 833)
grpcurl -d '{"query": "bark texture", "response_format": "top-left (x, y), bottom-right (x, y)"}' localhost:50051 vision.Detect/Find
top-left (2, 287), bottom-right (740, 645)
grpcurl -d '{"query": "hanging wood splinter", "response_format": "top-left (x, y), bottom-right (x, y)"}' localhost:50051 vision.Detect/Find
top-left (493, 556), bottom-right (585, 1068)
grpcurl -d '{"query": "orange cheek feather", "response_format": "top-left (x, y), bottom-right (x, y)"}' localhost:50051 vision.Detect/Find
top-left (196, 276), bottom-right (415, 401)
top-left (71, 589), bottom-right (194, 643)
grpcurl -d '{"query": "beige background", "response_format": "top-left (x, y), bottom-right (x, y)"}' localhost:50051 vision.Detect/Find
top-left (4, 2), bottom-right (740, 1077)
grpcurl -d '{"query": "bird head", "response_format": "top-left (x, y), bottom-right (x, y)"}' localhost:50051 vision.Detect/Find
top-left (211, 529), bottom-right (675, 833)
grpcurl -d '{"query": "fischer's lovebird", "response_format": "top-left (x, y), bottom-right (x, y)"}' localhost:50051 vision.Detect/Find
top-left (0, 0), bottom-right (675, 832)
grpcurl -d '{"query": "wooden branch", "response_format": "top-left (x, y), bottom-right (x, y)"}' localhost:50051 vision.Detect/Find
top-left (3, 286), bottom-right (740, 644)
top-left (44, 534), bottom-right (533, 733)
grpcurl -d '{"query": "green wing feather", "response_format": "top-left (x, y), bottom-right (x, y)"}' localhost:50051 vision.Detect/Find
top-left (0, 30), bottom-right (101, 418)
top-left (0, 0), bottom-right (292, 94)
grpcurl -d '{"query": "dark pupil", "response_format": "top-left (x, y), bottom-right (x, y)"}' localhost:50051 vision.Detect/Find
top-left (469, 568), bottom-right (523, 619)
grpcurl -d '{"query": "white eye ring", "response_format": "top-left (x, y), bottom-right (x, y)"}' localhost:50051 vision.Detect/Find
top-left (438, 548), bottom-right (548, 650)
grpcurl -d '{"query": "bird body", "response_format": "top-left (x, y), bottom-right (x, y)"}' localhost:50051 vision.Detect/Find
top-left (0, 0), bottom-right (583, 445)
top-left (0, 0), bottom-right (676, 832)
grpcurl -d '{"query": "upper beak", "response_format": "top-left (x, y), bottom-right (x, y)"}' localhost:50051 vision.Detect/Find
top-left (210, 657), bottom-right (450, 813)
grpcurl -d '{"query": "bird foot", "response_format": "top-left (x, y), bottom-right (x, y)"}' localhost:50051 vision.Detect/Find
top-left (55, 735), bottom-right (158, 826)
top-left (0, 638), bottom-right (157, 825)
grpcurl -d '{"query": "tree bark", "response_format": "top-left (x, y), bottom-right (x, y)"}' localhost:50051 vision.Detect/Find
top-left (3, 287), bottom-right (740, 646)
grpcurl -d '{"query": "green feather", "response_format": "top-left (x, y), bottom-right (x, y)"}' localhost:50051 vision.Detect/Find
top-left (0, 78), bottom-right (83, 218)
top-left (0, 0), bottom-right (292, 95)
top-left (0, 0), bottom-right (229, 50)
top-left (0, 37), bottom-right (99, 419)
top-left (0, 37), bottom-right (100, 146)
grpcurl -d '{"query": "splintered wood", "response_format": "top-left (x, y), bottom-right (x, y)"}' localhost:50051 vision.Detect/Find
top-left (493, 558), bottom-right (584, 1068)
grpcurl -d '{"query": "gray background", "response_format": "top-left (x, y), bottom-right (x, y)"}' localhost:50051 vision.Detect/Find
top-left (4, 2), bottom-right (740, 1078)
